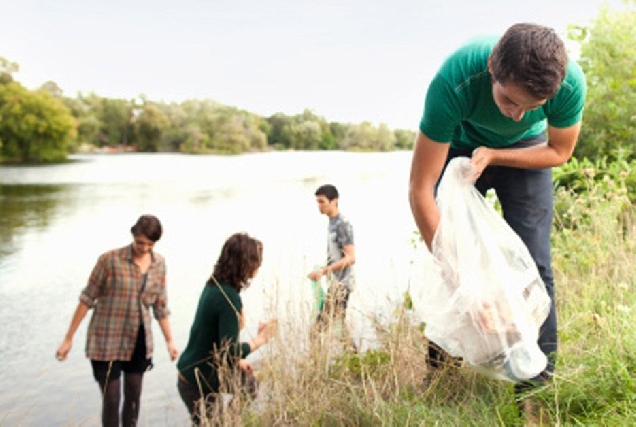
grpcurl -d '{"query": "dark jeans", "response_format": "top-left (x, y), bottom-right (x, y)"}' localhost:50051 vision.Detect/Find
top-left (177, 371), bottom-right (258, 425)
top-left (428, 135), bottom-right (558, 384)
top-left (177, 375), bottom-right (220, 425)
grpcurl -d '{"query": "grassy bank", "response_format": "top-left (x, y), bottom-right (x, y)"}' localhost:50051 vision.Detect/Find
top-left (201, 180), bottom-right (636, 426)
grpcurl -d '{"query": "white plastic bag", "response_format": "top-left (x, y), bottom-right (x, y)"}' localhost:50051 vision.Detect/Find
top-left (412, 157), bottom-right (551, 382)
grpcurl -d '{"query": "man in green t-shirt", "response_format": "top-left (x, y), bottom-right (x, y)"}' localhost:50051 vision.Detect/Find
top-left (409, 22), bottom-right (586, 415)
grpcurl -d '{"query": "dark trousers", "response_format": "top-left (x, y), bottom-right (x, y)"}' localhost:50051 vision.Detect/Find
top-left (177, 372), bottom-right (258, 425)
top-left (177, 375), bottom-right (220, 425)
top-left (429, 136), bottom-right (558, 384)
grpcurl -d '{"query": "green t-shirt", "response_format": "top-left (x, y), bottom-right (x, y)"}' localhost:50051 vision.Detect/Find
top-left (177, 282), bottom-right (251, 393)
top-left (419, 35), bottom-right (587, 149)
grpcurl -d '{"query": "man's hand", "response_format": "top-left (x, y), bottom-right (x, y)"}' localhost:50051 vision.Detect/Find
top-left (308, 267), bottom-right (327, 281)
top-left (470, 146), bottom-right (494, 180)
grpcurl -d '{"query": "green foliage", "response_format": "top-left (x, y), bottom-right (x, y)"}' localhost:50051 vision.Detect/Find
top-left (1, 54), bottom-right (414, 157)
top-left (265, 109), bottom-right (331, 150)
top-left (174, 100), bottom-right (266, 154)
top-left (38, 81), bottom-right (64, 99)
top-left (569, 1), bottom-right (636, 160)
top-left (98, 97), bottom-right (134, 146)
top-left (341, 121), bottom-right (397, 151)
top-left (329, 349), bottom-right (392, 380)
top-left (0, 56), bottom-right (19, 85)
top-left (0, 81), bottom-right (76, 162)
top-left (60, 96), bottom-right (98, 150)
top-left (265, 112), bottom-right (293, 149)
top-left (177, 123), bottom-right (209, 154)
top-left (263, 110), bottom-right (412, 152)
top-left (549, 184), bottom-right (636, 424)
top-left (552, 154), bottom-right (634, 230)
top-left (134, 103), bottom-right (169, 152)
top-left (394, 128), bottom-right (416, 150)
top-left (319, 131), bottom-right (336, 150)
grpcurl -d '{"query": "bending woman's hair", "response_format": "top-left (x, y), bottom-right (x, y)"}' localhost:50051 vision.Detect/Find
top-left (210, 233), bottom-right (263, 291)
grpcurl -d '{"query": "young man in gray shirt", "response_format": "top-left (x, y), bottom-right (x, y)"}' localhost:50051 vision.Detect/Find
top-left (308, 184), bottom-right (356, 338)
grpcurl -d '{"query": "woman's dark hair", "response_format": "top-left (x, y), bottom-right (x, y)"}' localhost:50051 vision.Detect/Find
top-left (489, 23), bottom-right (567, 99)
top-left (210, 233), bottom-right (263, 291)
top-left (130, 214), bottom-right (163, 242)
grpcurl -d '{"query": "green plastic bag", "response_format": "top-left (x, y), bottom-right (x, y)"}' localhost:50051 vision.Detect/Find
top-left (310, 265), bottom-right (325, 314)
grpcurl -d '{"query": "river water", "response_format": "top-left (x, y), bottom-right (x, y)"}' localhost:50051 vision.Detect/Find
top-left (0, 151), bottom-right (421, 426)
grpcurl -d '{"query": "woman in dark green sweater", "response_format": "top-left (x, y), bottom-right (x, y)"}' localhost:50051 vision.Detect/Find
top-left (177, 232), bottom-right (274, 424)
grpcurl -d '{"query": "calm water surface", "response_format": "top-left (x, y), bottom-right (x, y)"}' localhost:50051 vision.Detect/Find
top-left (0, 151), bottom-right (421, 426)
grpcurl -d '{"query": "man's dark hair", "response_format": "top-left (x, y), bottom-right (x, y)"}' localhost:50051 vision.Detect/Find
top-left (130, 214), bottom-right (163, 242)
top-left (210, 232), bottom-right (263, 291)
top-left (489, 23), bottom-right (567, 99)
top-left (315, 184), bottom-right (339, 201)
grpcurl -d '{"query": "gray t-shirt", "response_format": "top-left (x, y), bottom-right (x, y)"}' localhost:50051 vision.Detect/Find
top-left (327, 213), bottom-right (355, 290)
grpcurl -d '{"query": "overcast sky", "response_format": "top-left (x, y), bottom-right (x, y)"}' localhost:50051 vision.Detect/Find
top-left (0, 0), bottom-right (618, 129)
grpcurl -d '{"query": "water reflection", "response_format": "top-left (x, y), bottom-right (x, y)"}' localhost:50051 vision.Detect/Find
top-left (0, 184), bottom-right (76, 259)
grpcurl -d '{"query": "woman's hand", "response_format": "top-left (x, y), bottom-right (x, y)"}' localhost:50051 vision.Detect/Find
top-left (249, 319), bottom-right (279, 351)
top-left (167, 341), bottom-right (179, 361)
top-left (258, 319), bottom-right (278, 342)
top-left (56, 338), bottom-right (72, 361)
top-left (238, 359), bottom-right (253, 376)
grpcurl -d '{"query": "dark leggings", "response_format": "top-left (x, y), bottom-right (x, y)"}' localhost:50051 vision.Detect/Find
top-left (99, 373), bottom-right (144, 427)
top-left (92, 327), bottom-right (152, 426)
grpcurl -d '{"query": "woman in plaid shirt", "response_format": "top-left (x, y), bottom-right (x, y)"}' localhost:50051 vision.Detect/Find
top-left (56, 214), bottom-right (179, 427)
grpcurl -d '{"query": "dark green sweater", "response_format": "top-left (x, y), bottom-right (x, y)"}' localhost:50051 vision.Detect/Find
top-left (177, 282), bottom-right (251, 392)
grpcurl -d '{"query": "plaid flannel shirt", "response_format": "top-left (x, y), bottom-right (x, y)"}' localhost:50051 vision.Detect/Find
top-left (80, 244), bottom-right (170, 361)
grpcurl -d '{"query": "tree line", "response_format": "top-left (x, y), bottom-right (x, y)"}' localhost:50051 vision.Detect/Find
top-left (0, 60), bottom-right (414, 162)
top-left (1, 1), bottom-right (635, 163)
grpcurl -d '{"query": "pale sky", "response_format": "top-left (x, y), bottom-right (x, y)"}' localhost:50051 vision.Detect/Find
top-left (0, 0), bottom-right (616, 129)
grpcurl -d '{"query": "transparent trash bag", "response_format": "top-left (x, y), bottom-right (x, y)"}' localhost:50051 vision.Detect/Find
top-left (412, 157), bottom-right (551, 382)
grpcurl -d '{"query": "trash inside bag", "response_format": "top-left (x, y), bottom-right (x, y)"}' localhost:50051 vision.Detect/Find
top-left (411, 157), bottom-right (551, 382)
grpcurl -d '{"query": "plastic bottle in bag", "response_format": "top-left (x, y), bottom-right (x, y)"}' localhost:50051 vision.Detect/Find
top-left (503, 340), bottom-right (547, 382)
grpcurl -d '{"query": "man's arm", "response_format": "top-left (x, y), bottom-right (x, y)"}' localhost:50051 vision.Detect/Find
top-left (471, 122), bottom-right (581, 172)
top-left (408, 131), bottom-right (450, 249)
top-left (308, 244), bottom-right (355, 280)
top-left (331, 244), bottom-right (355, 273)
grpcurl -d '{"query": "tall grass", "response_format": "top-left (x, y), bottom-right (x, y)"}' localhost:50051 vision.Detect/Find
top-left (201, 176), bottom-right (636, 426)
top-left (547, 174), bottom-right (636, 425)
